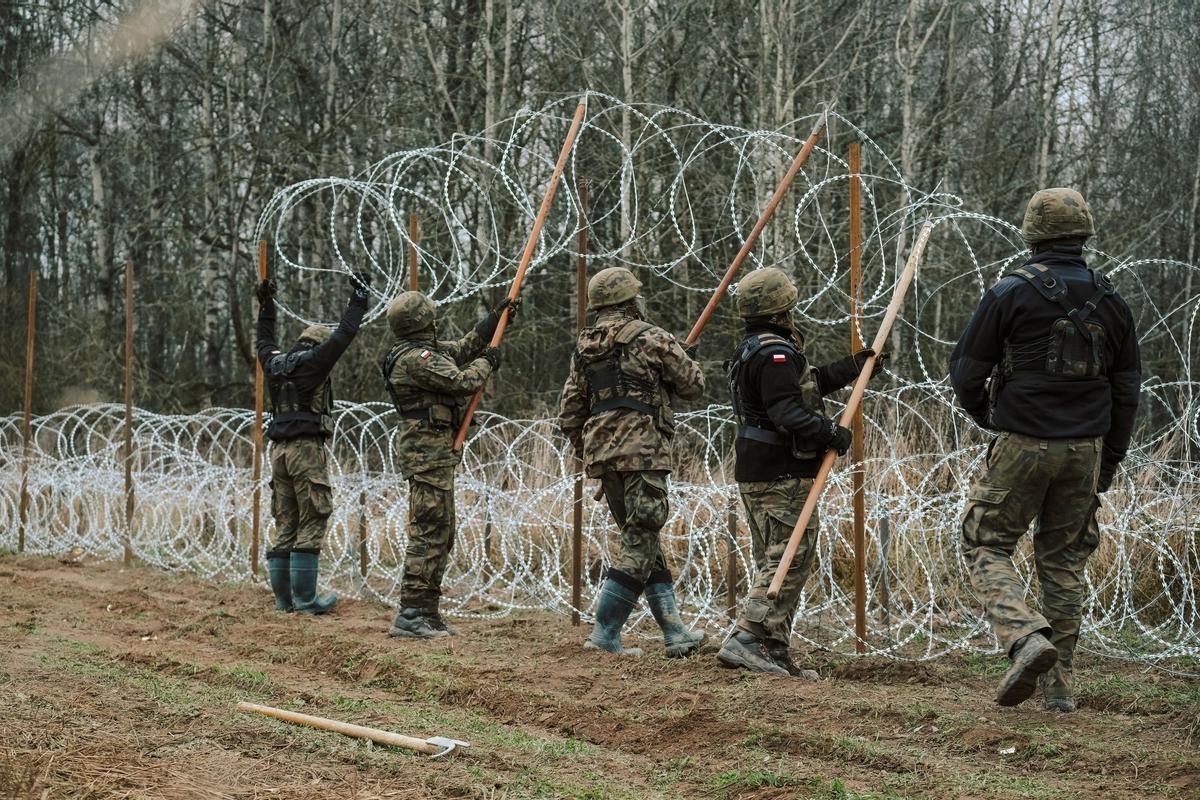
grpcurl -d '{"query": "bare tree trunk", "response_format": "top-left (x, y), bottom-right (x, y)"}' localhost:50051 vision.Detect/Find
top-left (89, 133), bottom-right (114, 318)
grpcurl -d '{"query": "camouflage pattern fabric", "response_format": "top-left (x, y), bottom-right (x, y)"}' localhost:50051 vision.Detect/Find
top-left (587, 266), bottom-right (642, 309)
top-left (962, 432), bottom-right (1102, 655)
top-left (269, 435), bottom-right (333, 551)
top-left (599, 469), bottom-right (671, 583)
top-left (401, 466), bottom-right (457, 607)
top-left (1020, 187), bottom-right (1095, 243)
top-left (735, 267), bottom-right (799, 318)
top-left (385, 329), bottom-right (493, 477)
top-left (559, 309), bottom-right (705, 476)
top-left (736, 476), bottom-right (820, 644)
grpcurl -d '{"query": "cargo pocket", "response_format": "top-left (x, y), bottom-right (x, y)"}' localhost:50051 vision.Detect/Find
top-left (308, 478), bottom-right (333, 518)
top-left (961, 483), bottom-right (1011, 547)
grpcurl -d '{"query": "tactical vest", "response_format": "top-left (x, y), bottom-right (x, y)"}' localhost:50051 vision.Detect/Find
top-left (727, 333), bottom-right (825, 459)
top-left (1002, 263), bottom-right (1115, 381)
top-left (574, 319), bottom-right (674, 435)
top-left (380, 342), bottom-right (464, 428)
top-left (267, 349), bottom-right (334, 434)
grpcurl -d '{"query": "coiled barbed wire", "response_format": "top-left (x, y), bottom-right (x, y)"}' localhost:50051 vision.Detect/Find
top-left (3, 95), bottom-right (1197, 665)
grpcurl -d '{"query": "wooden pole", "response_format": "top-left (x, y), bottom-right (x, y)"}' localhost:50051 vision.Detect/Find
top-left (453, 99), bottom-right (588, 452)
top-left (407, 213), bottom-right (420, 291)
top-left (725, 493), bottom-right (739, 619)
top-left (848, 143), bottom-right (867, 653)
top-left (358, 490), bottom-right (369, 579)
top-left (684, 109), bottom-right (830, 347)
top-left (236, 702), bottom-right (446, 755)
top-left (767, 219), bottom-right (933, 599)
top-left (251, 240), bottom-right (269, 577)
top-left (571, 180), bottom-right (589, 626)
top-left (18, 271), bottom-right (37, 553)
top-left (123, 260), bottom-right (135, 566)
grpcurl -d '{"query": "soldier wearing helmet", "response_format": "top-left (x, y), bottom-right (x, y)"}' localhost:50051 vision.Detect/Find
top-left (255, 269), bottom-right (373, 616)
top-left (559, 266), bottom-right (706, 658)
top-left (716, 267), bottom-right (883, 679)
top-left (951, 187), bottom-right (1141, 711)
top-left (381, 289), bottom-right (514, 640)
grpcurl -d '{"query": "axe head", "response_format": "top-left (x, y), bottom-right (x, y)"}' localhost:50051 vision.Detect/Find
top-left (426, 736), bottom-right (470, 758)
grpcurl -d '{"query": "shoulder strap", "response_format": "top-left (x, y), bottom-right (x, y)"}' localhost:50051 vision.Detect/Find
top-left (269, 349), bottom-right (311, 378)
top-left (738, 332), bottom-right (796, 365)
top-left (1009, 262), bottom-right (1101, 340)
top-left (614, 319), bottom-right (655, 346)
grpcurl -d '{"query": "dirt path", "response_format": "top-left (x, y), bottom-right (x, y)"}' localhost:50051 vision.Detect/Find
top-left (0, 555), bottom-right (1196, 799)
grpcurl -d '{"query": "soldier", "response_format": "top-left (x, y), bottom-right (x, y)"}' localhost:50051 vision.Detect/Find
top-left (381, 291), bottom-right (514, 639)
top-left (256, 270), bottom-right (372, 615)
top-left (559, 267), bottom-right (706, 658)
top-left (716, 267), bottom-right (883, 679)
top-left (951, 187), bottom-right (1141, 709)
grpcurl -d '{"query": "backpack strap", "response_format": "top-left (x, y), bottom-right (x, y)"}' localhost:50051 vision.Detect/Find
top-left (728, 333), bottom-right (799, 447)
top-left (1008, 263), bottom-right (1095, 340)
top-left (614, 319), bottom-right (655, 346)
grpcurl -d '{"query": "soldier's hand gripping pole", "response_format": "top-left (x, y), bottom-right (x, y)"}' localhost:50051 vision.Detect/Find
top-left (452, 98), bottom-right (589, 453)
top-left (684, 107), bottom-right (830, 347)
top-left (766, 219), bottom-right (934, 600)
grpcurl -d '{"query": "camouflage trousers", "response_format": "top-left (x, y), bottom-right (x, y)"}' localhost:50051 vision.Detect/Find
top-left (269, 436), bottom-right (333, 552)
top-left (401, 466), bottom-right (457, 608)
top-left (736, 476), bottom-right (819, 645)
top-left (600, 470), bottom-right (671, 586)
top-left (962, 432), bottom-right (1102, 659)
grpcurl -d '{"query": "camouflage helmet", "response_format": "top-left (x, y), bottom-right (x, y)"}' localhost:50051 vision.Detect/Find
top-left (385, 291), bottom-right (437, 336)
top-left (587, 267), bottom-right (642, 309)
top-left (735, 268), bottom-right (798, 319)
top-left (298, 324), bottom-right (332, 345)
top-left (1020, 187), bottom-right (1095, 243)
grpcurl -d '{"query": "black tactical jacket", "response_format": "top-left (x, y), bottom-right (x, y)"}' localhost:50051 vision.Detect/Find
top-left (256, 293), bottom-right (366, 441)
top-left (949, 245), bottom-right (1141, 474)
top-left (730, 322), bottom-right (859, 482)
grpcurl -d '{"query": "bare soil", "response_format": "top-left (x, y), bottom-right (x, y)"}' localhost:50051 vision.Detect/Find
top-left (1, 555), bottom-right (1196, 799)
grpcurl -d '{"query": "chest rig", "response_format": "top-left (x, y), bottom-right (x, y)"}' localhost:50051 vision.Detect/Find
top-left (727, 333), bottom-right (824, 458)
top-left (267, 348), bottom-right (334, 434)
top-left (575, 319), bottom-right (671, 426)
top-left (380, 342), bottom-right (464, 428)
top-left (1003, 263), bottom-right (1115, 381)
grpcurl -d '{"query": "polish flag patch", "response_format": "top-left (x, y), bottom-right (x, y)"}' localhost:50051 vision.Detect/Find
top-left (772, 353), bottom-right (788, 363)
top-left (420, 350), bottom-right (432, 360)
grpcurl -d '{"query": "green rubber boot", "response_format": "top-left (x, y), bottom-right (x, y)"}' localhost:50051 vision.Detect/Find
top-left (266, 549), bottom-right (294, 612)
top-left (584, 572), bottom-right (644, 657)
top-left (644, 576), bottom-right (705, 657)
top-left (289, 550), bottom-right (337, 615)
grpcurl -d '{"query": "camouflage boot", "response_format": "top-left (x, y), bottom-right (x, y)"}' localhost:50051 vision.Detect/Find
top-left (266, 549), bottom-right (294, 612)
top-left (289, 550), bottom-right (337, 615)
top-left (767, 640), bottom-right (819, 681)
top-left (717, 630), bottom-right (789, 676)
top-left (584, 574), bottom-right (644, 657)
top-left (644, 578), bottom-right (705, 658)
top-left (996, 632), bottom-right (1058, 706)
top-left (388, 607), bottom-right (450, 640)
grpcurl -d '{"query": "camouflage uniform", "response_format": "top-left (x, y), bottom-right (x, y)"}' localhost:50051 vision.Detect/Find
top-left (951, 187), bottom-right (1141, 707)
top-left (269, 436), bottom-right (333, 551)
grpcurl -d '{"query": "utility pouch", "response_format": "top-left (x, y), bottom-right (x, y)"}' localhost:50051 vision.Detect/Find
top-left (1048, 319), bottom-right (1107, 378)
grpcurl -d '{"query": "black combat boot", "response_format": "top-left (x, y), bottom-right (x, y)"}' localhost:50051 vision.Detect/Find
top-left (644, 573), bottom-right (705, 657)
top-left (996, 631), bottom-right (1058, 706)
top-left (766, 639), bottom-right (819, 681)
top-left (388, 607), bottom-right (450, 640)
top-left (717, 629), bottom-right (789, 676)
top-left (266, 549), bottom-right (294, 612)
top-left (427, 595), bottom-right (459, 636)
top-left (289, 549), bottom-right (337, 615)
top-left (584, 571), bottom-right (644, 656)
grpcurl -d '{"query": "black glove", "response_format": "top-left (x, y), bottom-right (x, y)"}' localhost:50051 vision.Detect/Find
top-left (481, 346), bottom-right (502, 370)
top-left (475, 296), bottom-right (521, 340)
top-left (256, 279), bottom-right (276, 304)
top-left (349, 271), bottom-right (373, 301)
top-left (826, 422), bottom-right (853, 456)
top-left (1096, 462), bottom-right (1116, 493)
top-left (852, 348), bottom-right (889, 378)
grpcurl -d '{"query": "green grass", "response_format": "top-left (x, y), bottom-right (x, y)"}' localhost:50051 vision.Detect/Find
top-left (1077, 672), bottom-right (1200, 714)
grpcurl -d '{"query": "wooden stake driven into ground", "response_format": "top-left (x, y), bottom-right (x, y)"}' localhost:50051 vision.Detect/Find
top-left (250, 240), bottom-right (269, 577)
top-left (408, 212), bottom-right (420, 291)
top-left (123, 260), bottom-right (135, 566)
top-left (18, 270), bottom-right (37, 553)
top-left (452, 99), bottom-right (588, 452)
top-left (766, 219), bottom-right (934, 600)
top-left (684, 108), bottom-right (829, 347)
top-left (848, 143), bottom-right (867, 653)
top-left (572, 179), bottom-right (589, 627)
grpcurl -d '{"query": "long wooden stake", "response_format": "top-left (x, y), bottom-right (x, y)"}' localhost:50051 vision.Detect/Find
top-left (251, 240), bottom-right (269, 577)
top-left (725, 493), bottom-right (739, 619)
top-left (358, 489), bottom-right (369, 579)
top-left (236, 702), bottom-right (459, 756)
top-left (123, 260), bottom-right (135, 566)
top-left (767, 219), bottom-right (933, 599)
top-left (408, 213), bottom-right (420, 291)
top-left (848, 143), bottom-right (867, 653)
top-left (453, 99), bottom-right (588, 452)
top-left (571, 180), bottom-right (589, 626)
top-left (18, 271), bottom-right (37, 553)
top-left (684, 109), bottom-right (830, 347)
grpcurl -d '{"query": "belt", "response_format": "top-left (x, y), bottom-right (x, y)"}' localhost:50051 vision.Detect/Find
top-left (737, 424), bottom-right (785, 446)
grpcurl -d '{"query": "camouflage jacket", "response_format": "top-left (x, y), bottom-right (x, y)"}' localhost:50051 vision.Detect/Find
top-left (558, 309), bottom-right (704, 476)
top-left (383, 328), bottom-right (493, 482)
